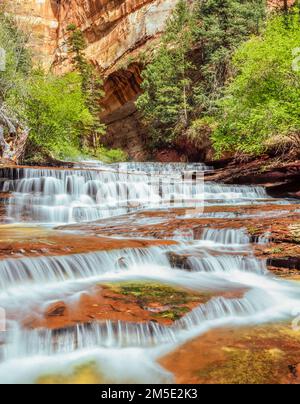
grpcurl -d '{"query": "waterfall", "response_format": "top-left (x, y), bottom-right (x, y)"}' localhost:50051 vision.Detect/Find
top-left (187, 255), bottom-right (267, 274)
top-left (204, 182), bottom-right (268, 200)
top-left (0, 247), bottom-right (172, 291)
top-left (117, 162), bottom-right (214, 174)
top-left (201, 228), bottom-right (250, 245)
top-left (1, 166), bottom-right (270, 224)
top-left (2, 289), bottom-right (276, 360)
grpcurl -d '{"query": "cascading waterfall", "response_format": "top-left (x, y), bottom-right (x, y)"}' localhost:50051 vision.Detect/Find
top-left (187, 255), bottom-right (267, 275)
top-left (204, 182), bottom-right (268, 200)
top-left (0, 246), bottom-right (171, 291)
top-left (0, 240), bottom-right (268, 316)
top-left (2, 289), bottom-right (276, 360)
top-left (201, 228), bottom-right (250, 245)
top-left (0, 162), bottom-right (297, 384)
top-left (117, 162), bottom-right (214, 174)
top-left (1, 166), bottom-right (270, 224)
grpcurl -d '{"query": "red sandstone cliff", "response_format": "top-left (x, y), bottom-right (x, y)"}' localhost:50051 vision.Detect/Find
top-left (5, 0), bottom-right (177, 158)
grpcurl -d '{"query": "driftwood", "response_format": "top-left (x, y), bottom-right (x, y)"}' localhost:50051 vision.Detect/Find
top-left (0, 106), bottom-right (29, 163)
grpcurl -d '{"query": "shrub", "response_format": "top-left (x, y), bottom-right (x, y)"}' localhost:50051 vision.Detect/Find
top-left (213, 7), bottom-right (300, 156)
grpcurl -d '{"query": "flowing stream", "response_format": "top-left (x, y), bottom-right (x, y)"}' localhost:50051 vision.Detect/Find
top-left (0, 162), bottom-right (299, 384)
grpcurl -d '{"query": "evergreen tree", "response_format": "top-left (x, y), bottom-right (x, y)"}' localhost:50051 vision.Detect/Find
top-left (136, 0), bottom-right (195, 148)
top-left (67, 24), bottom-right (106, 149)
top-left (136, 0), bottom-right (266, 150)
top-left (192, 0), bottom-right (266, 115)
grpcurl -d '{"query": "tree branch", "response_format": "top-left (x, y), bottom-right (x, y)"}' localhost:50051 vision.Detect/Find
top-left (0, 106), bottom-right (29, 162)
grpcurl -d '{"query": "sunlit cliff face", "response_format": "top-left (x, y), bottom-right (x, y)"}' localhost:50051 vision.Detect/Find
top-left (7, 0), bottom-right (175, 73)
top-left (4, 0), bottom-right (176, 156)
top-left (4, 0), bottom-right (59, 69)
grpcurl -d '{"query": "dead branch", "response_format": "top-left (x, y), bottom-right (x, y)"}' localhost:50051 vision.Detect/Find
top-left (0, 105), bottom-right (29, 162)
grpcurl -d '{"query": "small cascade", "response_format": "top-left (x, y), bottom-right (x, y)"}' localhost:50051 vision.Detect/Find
top-left (3, 322), bottom-right (177, 357)
top-left (0, 242), bottom-right (269, 295)
top-left (0, 247), bottom-right (171, 291)
top-left (2, 289), bottom-right (277, 360)
top-left (204, 182), bottom-right (268, 200)
top-left (117, 162), bottom-right (213, 174)
top-left (256, 232), bottom-right (272, 244)
top-left (201, 228), bottom-right (250, 245)
top-left (176, 289), bottom-right (274, 329)
top-left (2, 167), bottom-right (205, 223)
top-left (187, 255), bottom-right (267, 275)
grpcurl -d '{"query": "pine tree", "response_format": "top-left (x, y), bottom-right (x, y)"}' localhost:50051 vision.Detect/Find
top-left (136, 0), bottom-right (266, 150)
top-left (136, 0), bottom-right (195, 148)
top-left (67, 24), bottom-right (106, 149)
top-left (192, 0), bottom-right (266, 114)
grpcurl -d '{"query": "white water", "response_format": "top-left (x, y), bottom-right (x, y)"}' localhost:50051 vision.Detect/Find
top-left (1, 166), bottom-right (269, 224)
top-left (0, 162), bottom-right (298, 384)
top-left (201, 228), bottom-right (250, 244)
top-left (117, 162), bottom-right (213, 174)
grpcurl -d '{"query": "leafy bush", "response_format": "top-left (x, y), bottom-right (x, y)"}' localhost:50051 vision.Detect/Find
top-left (213, 7), bottom-right (300, 156)
top-left (0, 12), bottom-right (32, 161)
top-left (89, 146), bottom-right (128, 163)
top-left (0, 12), bottom-right (31, 106)
top-left (186, 117), bottom-right (216, 150)
top-left (26, 72), bottom-right (93, 159)
top-left (136, 0), bottom-right (195, 148)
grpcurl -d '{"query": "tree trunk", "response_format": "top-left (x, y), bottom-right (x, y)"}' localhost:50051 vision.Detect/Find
top-left (0, 126), bottom-right (11, 159)
top-left (0, 108), bottom-right (29, 164)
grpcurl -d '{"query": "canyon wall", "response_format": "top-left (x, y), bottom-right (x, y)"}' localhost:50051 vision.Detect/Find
top-left (5, 0), bottom-right (59, 69)
top-left (5, 0), bottom-right (177, 159)
top-left (56, 0), bottom-right (177, 159)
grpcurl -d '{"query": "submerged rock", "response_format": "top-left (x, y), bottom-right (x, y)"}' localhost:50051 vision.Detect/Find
top-left (161, 323), bottom-right (300, 384)
top-left (24, 282), bottom-right (246, 330)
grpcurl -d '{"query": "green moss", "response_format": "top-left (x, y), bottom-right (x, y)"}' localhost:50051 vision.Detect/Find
top-left (107, 281), bottom-right (199, 305)
top-left (196, 348), bottom-right (282, 384)
top-left (269, 247), bottom-right (284, 255)
top-left (247, 226), bottom-right (260, 236)
top-left (155, 307), bottom-right (191, 321)
top-left (105, 281), bottom-right (204, 321)
top-left (37, 362), bottom-right (104, 384)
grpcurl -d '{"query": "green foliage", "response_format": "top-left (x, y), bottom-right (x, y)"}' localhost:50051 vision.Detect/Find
top-left (136, 0), bottom-right (196, 148)
top-left (136, 0), bottom-right (266, 151)
top-left (213, 6), bottom-right (300, 156)
top-left (0, 12), bottom-right (31, 121)
top-left (67, 24), bottom-right (106, 147)
top-left (186, 117), bottom-right (216, 150)
top-left (192, 0), bottom-right (266, 114)
top-left (26, 72), bottom-right (93, 159)
top-left (0, 14), bottom-right (111, 162)
top-left (93, 146), bottom-right (128, 164)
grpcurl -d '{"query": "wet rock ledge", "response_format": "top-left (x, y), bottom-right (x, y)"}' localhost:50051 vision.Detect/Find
top-left (206, 157), bottom-right (300, 199)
